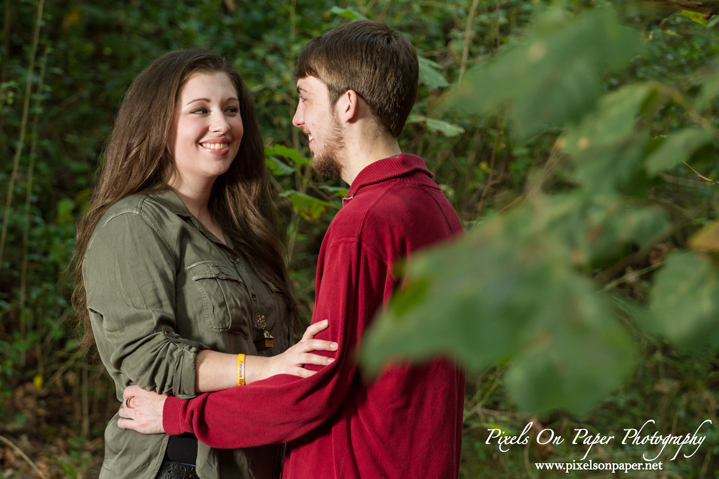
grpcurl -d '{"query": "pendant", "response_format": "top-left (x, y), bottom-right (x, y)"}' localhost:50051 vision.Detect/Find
top-left (253, 313), bottom-right (274, 350)
top-left (254, 330), bottom-right (275, 350)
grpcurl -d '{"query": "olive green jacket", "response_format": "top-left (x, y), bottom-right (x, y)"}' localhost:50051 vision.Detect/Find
top-left (83, 189), bottom-right (291, 479)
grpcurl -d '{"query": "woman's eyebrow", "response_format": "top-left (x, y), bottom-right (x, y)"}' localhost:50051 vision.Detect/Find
top-left (185, 97), bottom-right (239, 106)
top-left (186, 98), bottom-right (210, 105)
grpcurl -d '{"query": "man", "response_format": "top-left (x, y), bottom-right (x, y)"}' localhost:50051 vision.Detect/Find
top-left (121, 20), bottom-right (465, 479)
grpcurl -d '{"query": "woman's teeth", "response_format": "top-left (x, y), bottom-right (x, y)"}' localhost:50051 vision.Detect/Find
top-left (203, 143), bottom-right (228, 150)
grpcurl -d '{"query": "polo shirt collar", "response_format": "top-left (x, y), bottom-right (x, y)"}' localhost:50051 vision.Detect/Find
top-left (346, 154), bottom-right (433, 199)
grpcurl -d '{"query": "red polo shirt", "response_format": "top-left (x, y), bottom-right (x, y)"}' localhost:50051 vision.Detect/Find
top-left (164, 154), bottom-right (465, 478)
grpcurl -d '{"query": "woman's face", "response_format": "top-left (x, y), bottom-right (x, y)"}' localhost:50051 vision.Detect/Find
top-left (167, 72), bottom-right (243, 186)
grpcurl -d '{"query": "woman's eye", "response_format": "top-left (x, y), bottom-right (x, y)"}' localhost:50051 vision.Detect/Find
top-left (225, 106), bottom-right (239, 113)
top-left (190, 107), bottom-right (208, 114)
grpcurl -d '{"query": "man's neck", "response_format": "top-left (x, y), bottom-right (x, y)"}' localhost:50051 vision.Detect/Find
top-left (341, 135), bottom-right (401, 186)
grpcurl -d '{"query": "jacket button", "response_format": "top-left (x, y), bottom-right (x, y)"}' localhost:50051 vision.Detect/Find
top-left (164, 330), bottom-right (170, 336)
top-left (232, 257), bottom-right (240, 263)
top-left (251, 293), bottom-right (257, 301)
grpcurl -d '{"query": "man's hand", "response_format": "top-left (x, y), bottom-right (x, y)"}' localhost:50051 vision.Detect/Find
top-left (118, 385), bottom-right (167, 434)
top-left (264, 319), bottom-right (337, 379)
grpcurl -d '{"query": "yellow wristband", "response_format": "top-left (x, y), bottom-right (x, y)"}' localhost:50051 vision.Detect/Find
top-left (238, 353), bottom-right (246, 386)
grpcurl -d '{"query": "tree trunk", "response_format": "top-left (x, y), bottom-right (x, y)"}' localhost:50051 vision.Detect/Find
top-left (641, 0), bottom-right (719, 17)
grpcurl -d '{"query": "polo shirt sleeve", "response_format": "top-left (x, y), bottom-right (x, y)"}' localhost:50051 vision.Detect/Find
top-left (84, 211), bottom-right (204, 399)
top-left (163, 238), bottom-right (393, 446)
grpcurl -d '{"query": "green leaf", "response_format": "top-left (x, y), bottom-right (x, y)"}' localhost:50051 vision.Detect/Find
top-left (426, 118), bottom-right (465, 137)
top-left (505, 296), bottom-right (636, 415)
top-left (569, 134), bottom-right (648, 193)
top-left (418, 56), bottom-right (449, 90)
top-left (265, 144), bottom-right (310, 167)
top-left (444, 7), bottom-right (644, 140)
top-left (318, 185), bottom-right (350, 197)
top-left (266, 156), bottom-right (295, 176)
top-left (61, 458), bottom-right (78, 479)
top-left (680, 10), bottom-right (709, 26)
top-left (329, 6), bottom-right (368, 20)
top-left (563, 83), bottom-right (654, 155)
top-left (647, 252), bottom-right (719, 352)
top-left (280, 190), bottom-right (335, 222)
top-left (408, 114), bottom-right (464, 137)
top-left (645, 128), bottom-right (713, 176)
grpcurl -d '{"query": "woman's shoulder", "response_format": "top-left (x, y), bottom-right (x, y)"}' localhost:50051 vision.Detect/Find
top-left (99, 190), bottom-right (184, 231)
top-left (85, 193), bottom-right (180, 263)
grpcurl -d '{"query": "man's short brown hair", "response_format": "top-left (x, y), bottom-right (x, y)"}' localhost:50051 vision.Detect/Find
top-left (296, 20), bottom-right (418, 138)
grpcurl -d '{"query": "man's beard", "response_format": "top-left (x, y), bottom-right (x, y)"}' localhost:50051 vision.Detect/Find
top-left (310, 114), bottom-right (345, 179)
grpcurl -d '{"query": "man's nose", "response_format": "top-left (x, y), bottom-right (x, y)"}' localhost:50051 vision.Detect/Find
top-left (292, 103), bottom-right (303, 128)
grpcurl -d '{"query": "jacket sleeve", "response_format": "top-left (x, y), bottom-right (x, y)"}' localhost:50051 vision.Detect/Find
top-left (83, 211), bottom-right (205, 399)
top-left (163, 238), bottom-right (394, 447)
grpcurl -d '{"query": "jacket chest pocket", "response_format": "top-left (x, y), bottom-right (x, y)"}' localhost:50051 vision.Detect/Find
top-left (187, 261), bottom-right (251, 338)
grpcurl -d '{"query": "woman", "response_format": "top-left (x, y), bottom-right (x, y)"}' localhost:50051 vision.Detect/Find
top-left (72, 49), bottom-right (333, 479)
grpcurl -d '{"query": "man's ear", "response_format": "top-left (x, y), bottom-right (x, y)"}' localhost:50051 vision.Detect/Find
top-left (337, 89), bottom-right (361, 123)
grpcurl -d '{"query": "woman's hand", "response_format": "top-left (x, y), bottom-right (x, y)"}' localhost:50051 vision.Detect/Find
top-left (259, 319), bottom-right (338, 380)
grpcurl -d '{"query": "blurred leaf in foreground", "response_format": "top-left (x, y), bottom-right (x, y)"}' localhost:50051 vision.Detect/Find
top-left (647, 252), bottom-right (719, 352)
top-left (361, 200), bottom-right (638, 415)
top-left (444, 7), bottom-right (644, 140)
top-left (645, 127), bottom-right (713, 176)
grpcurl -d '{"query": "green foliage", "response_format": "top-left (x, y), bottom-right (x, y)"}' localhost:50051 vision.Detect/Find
top-left (3, 0), bottom-right (719, 476)
top-left (645, 127), bottom-right (713, 175)
top-left (647, 251), bottom-right (719, 351)
top-left (279, 190), bottom-right (336, 222)
top-left (407, 114), bottom-right (465, 137)
top-left (417, 56), bottom-right (449, 90)
top-left (362, 2), bottom-right (719, 422)
top-left (445, 7), bottom-right (644, 140)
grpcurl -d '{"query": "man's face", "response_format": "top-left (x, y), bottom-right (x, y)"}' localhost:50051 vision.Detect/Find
top-left (292, 76), bottom-right (345, 179)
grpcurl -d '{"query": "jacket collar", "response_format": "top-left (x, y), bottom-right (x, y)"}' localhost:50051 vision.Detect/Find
top-left (150, 188), bottom-right (232, 248)
top-left (345, 154), bottom-right (432, 201)
top-left (150, 188), bottom-right (194, 218)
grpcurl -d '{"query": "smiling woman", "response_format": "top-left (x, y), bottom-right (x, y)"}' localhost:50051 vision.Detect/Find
top-left (70, 49), bottom-right (335, 479)
top-left (169, 73), bottom-right (243, 193)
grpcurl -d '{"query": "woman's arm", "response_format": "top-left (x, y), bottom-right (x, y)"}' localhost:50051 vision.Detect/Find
top-left (84, 211), bottom-right (206, 399)
top-left (195, 320), bottom-right (338, 392)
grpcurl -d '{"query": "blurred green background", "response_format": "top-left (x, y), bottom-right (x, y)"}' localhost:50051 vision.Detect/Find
top-left (2, 0), bottom-right (719, 477)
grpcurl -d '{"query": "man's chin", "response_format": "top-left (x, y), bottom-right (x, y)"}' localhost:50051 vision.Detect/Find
top-left (311, 155), bottom-right (343, 179)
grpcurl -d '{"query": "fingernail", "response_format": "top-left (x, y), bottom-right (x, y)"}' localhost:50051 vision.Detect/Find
top-left (331, 343), bottom-right (338, 349)
top-left (323, 319), bottom-right (329, 324)
top-left (327, 358), bottom-right (335, 363)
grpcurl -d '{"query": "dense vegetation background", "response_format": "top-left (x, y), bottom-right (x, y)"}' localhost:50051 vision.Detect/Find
top-left (2, 0), bottom-right (719, 477)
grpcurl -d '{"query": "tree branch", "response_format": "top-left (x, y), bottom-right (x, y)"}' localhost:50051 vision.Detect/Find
top-left (641, 0), bottom-right (719, 17)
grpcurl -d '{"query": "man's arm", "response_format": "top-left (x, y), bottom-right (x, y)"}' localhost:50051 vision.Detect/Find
top-left (120, 239), bottom-right (393, 447)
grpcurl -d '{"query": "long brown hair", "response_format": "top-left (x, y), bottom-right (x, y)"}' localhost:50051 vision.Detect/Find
top-left (72, 49), bottom-right (296, 348)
